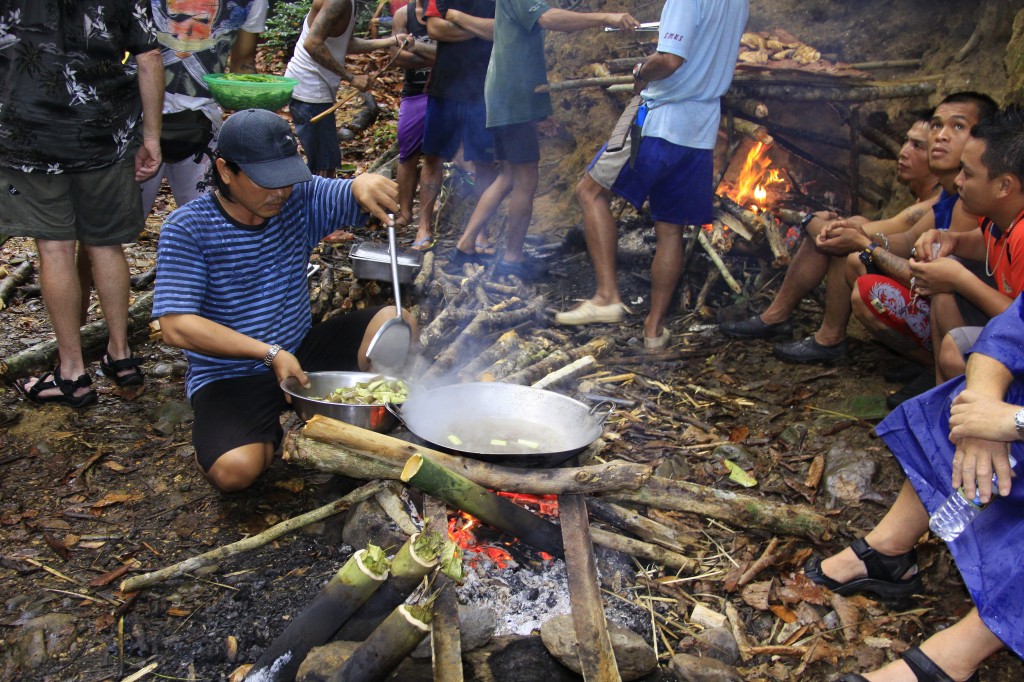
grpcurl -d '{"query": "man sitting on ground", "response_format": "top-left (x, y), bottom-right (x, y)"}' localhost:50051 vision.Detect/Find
top-left (853, 106), bottom-right (1024, 394)
top-left (719, 111), bottom-right (941, 353)
top-left (153, 109), bottom-right (405, 492)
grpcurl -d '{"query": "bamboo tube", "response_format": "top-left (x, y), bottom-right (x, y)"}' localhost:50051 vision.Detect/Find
top-left (334, 532), bottom-right (442, 641)
top-left (401, 454), bottom-right (565, 558)
top-left (329, 604), bottom-right (433, 682)
top-left (247, 547), bottom-right (391, 682)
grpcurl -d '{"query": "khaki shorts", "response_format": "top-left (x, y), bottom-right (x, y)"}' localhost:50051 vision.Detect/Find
top-left (0, 157), bottom-right (144, 246)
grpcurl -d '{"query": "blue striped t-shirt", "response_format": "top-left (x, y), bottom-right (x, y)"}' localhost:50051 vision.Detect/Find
top-left (152, 176), bottom-right (367, 399)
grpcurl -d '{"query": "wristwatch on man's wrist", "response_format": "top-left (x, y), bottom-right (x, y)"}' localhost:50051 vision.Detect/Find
top-left (1014, 407), bottom-right (1024, 439)
top-left (263, 343), bottom-right (282, 368)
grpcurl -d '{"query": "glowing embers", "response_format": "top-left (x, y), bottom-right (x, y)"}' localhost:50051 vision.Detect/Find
top-left (447, 492), bottom-right (559, 569)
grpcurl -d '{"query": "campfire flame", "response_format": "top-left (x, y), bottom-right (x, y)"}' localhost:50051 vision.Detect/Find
top-left (448, 492), bottom-right (559, 569)
top-left (729, 142), bottom-right (788, 212)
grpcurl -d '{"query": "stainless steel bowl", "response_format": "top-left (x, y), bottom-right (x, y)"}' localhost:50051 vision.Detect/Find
top-left (281, 371), bottom-right (400, 432)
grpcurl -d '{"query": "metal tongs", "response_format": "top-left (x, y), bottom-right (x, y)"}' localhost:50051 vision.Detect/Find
top-left (603, 21), bottom-right (660, 32)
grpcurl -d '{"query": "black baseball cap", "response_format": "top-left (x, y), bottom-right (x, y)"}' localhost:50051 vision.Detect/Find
top-left (216, 109), bottom-right (312, 188)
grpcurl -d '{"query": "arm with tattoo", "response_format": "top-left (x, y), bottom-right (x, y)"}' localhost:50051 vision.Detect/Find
top-left (305, 0), bottom-right (358, 84)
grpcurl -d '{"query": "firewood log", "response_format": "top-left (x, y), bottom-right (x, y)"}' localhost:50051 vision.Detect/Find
top-left (0, 261), bottom-right (32, 309)
top-left (502, 336), bottom-right (610, 386)
top-left (601, 475), bottom-right (831, 541)
top-left (456, 330), bottom-right (523, 382)
top-left (286, 424), bottom-right (653, 495)
top-left (424, 497), bottom-right (463, 682)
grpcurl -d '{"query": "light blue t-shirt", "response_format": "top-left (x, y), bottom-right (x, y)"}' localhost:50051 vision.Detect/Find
top-left (641, 0), bottom-right (748, 150)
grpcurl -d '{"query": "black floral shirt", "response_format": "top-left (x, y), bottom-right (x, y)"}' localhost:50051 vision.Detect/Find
top-left (0, 0), bottom-right (159, 173)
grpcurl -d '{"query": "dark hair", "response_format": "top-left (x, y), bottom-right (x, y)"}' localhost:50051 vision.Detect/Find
top-left (938, 91), bottom-right (1000, 124)
top-left (971, 106), bottom-right (1024, 183)
top-left (209, 157), bottom-right (242, 201)
top-left (910, 107), bottom-right (934, 124)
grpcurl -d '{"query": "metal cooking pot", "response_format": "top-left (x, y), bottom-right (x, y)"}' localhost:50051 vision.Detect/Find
top-left (281, 371), bottom-right (401, 433)
top-left (389, 382), bottom-right (611, 468)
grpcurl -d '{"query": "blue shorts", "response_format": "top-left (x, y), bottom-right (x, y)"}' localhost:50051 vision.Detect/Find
top-left (397, 93), bottom-right (428, 163)
top-left (289, 99), bottom-right (341, 173)
top-left (492, 121), bottom-right (540, 164)
top-left (587, 133), bottom-right (713, 226)
top-left (422, 96), bottom-right (494, 163)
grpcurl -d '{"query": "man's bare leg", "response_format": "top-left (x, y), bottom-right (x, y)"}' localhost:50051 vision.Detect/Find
top-left (21, 239), bottom-right (91, 399)
top-left (811, 255), bottom-right (853, 346)
top-left (496, 161), bottom-right (539, 264)
top-left (758, 225), bottom-right (830, 324)
top-left (203, 442), bottom-right (275, 492)
top-left (396, 152), bottom-right (420, 229)
top-left (414, 154), bottom-right (443, 245)
top-left (85, 243), bottom-right (133, 363)
top-left (574, 174), bottom-right (622, 306)
top-left (645, 221), bottom-right (683, 339)
top-left (455, 164), bottom-right (512, 255)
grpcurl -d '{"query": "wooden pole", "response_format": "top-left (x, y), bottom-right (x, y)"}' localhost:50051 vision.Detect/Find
top-left (558, 494), bottom-right (621, 682)
top-left (401, 454), bottom-right (565, 558)
top-left (697, 230), bottom-right (742, 294)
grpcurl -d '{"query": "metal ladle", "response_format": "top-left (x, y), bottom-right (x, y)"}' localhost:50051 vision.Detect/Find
top-left (364, 218), bottom-right (412, 370)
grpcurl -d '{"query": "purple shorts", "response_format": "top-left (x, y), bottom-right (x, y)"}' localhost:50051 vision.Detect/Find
top-left (397, 94), bottom-right (428, 163)
top-left (587, 132), bottom-right (713, 226)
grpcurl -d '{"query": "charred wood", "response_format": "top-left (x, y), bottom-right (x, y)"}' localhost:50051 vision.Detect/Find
top-left (503, 336), bottom-right (610, 386)
top-left (727, 79), bottom-right (936, 102)
top-left (423, 296), bottom-right (545, 382)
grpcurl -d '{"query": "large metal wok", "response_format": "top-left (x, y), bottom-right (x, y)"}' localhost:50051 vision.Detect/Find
top-left (389, 382), bottom-right (611, 468)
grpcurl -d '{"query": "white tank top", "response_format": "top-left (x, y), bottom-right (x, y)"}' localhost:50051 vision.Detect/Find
top-left (284, 9), bottom-right (356, 104)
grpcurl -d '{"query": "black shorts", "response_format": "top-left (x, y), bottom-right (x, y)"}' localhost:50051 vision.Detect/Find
top-left (492, 121), bottom-right (540, 164)
top-left (190, 307), bottom-right (381, 471)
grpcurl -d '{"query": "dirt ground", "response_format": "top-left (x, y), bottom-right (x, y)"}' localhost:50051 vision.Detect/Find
top-left (3, 1), bottom-right (1024, 680)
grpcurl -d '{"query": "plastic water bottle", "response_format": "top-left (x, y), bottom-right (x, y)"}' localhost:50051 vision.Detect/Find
top-left (928, 455), bottom-right (1017, 541)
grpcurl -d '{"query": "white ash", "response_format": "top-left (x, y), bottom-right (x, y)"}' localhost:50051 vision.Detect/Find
top-left (455, 553), bottom-right (650, 639)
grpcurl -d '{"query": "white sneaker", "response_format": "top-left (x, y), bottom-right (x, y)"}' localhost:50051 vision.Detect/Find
top-left (554, 300), bottom-right (626, 325)
top-left (643, 327), bottom-right (671, 349)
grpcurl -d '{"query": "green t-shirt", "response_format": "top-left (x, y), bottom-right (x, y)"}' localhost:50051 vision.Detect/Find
top-left (484, 0), bottom-right (553, 128)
